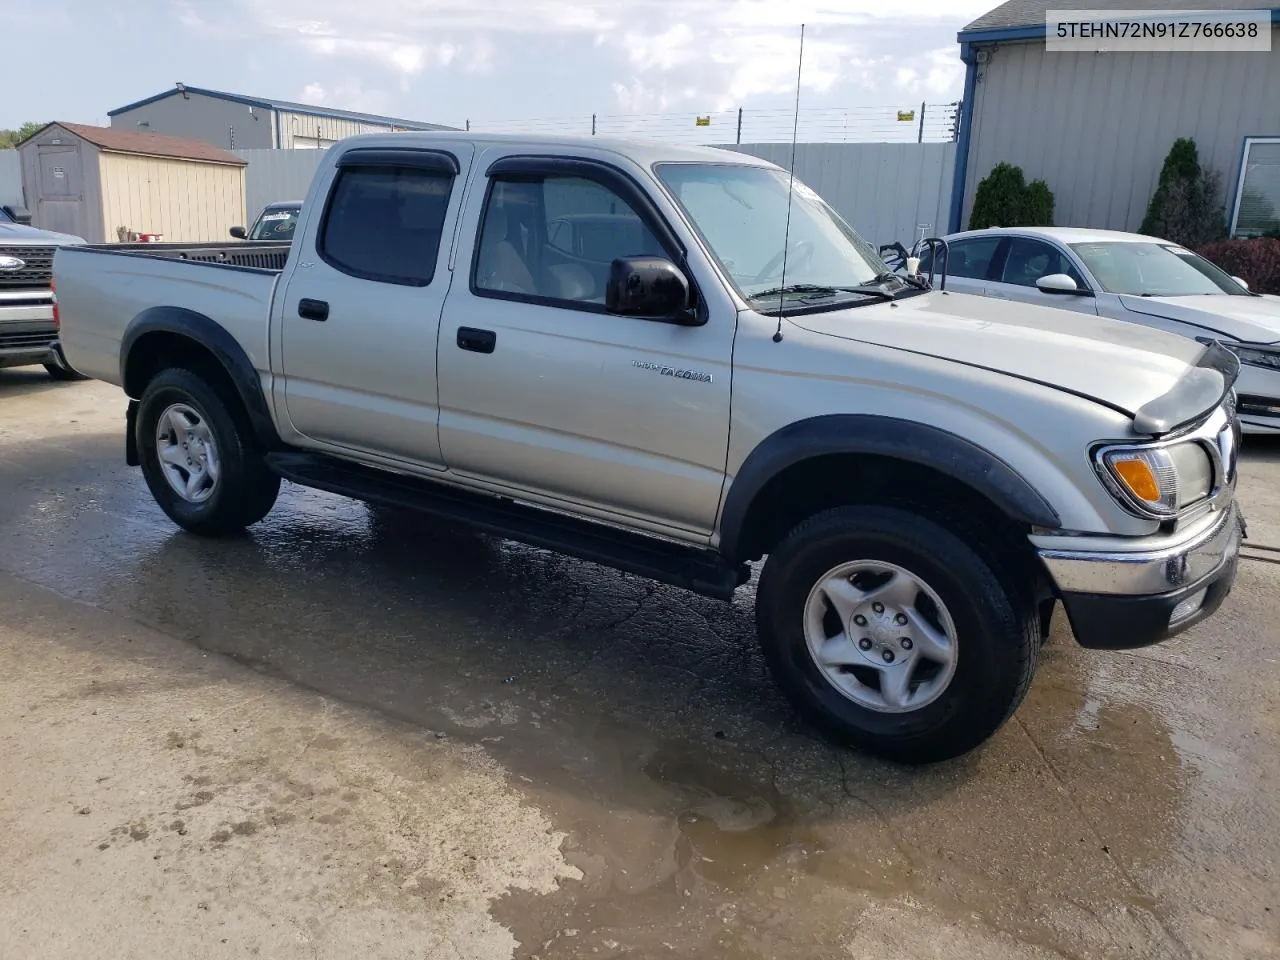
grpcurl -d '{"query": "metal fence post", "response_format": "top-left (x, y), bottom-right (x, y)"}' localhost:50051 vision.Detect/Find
top-left (917, 102), bottom-right (925, 143)
top-left (592, 114), bottom-right (597, 136)
top-left (737, 107), bottom-right (743, 144)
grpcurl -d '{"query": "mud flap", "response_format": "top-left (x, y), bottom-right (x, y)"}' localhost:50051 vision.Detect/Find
top-left (125, 400), bottom-right (139, 466)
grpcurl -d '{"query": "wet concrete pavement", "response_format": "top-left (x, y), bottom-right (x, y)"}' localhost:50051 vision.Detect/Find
top-left (1, 370), bottom-right (1277, 959)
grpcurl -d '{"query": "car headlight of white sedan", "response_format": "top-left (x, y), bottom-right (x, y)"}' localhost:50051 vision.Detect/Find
top-left (1198, 337), bottom-right (1280, 371)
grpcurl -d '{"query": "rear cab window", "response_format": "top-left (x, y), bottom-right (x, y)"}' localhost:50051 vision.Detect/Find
top-left (318, 152), bottom-right (458, 286)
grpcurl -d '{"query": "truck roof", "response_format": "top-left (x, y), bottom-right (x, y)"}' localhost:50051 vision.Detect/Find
top-left (329, 130), bottom-right (780, 169)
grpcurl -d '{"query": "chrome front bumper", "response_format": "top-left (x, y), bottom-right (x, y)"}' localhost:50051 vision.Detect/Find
top-left (1037, 502), bottom-right (1244, 649)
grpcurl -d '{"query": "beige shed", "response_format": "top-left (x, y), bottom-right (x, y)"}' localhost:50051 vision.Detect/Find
top-left (18, 122), bottom-right (247, 244)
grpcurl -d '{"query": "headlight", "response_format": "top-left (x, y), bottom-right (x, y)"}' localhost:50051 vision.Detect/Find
top-left (1096, 440), bottom-right (1214, 518)
top-left (1229, 345), bottom-right (1280, 370)
top-left (1197, 338), bottom-right (1280, 371)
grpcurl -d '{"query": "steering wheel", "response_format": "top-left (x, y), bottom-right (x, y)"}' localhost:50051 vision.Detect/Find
top-left (752, 239), bottom-right (815, 285)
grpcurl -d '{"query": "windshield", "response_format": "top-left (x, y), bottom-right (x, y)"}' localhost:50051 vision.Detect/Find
top-left (0, 208), bottom-right (11, 223)
top-left (654, 162), bottom-right (893, 306)
top-left (1069, 241), bottom-right (1249, 297)
top-left (250, 206), bottom-right (300, 240)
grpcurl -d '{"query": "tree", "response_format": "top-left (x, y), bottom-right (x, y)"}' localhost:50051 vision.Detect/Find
top-left (1022, 178), bottom-right (1055, 226)
top-left (0, 122), bottom-right (45, 150)
top-left (1139, 137), bottom-right (1226, 247)
top-left (968, 162), bottom-right (1056, 229)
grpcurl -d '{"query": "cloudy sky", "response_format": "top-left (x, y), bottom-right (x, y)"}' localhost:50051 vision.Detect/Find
top-left (2, 0), bottom-right (991, 138)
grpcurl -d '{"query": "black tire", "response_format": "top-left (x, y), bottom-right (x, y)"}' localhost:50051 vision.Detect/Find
top-left (136, 367), bottom-right (280, 536)
top-left (44, 360), bottom-right (89, 381)
top-left (755, 505), bottom-right (1040, 764)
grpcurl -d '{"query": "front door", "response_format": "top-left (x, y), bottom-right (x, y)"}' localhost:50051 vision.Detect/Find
top-left (984, 236), bottom-right (1099, 315)
top-left (276, 145), bottom-right (473, 468)
top-left (436, 156), bottom-right (734, 537)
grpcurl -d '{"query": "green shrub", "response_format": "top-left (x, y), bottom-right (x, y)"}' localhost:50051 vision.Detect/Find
top-left (968, 162), bottom-right (1055, 229)
top-left (1022, 179), bottom-right (1055, 226)
top-left (1139, 137), bottom-right (1226, 247)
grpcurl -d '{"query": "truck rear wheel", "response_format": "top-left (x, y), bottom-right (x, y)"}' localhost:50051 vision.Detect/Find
top-left (755, 505), bottom-right (1039, 764)
top-left (136, 368), bottom-right (280, 536)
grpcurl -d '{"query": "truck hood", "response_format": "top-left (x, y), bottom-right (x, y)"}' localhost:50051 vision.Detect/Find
top-left (1118, 293), bottom-right (1280, 344)
top-left (785, 290), bottom-right (1217, 421)
top-left (0, 221), bottom-right (85, 246)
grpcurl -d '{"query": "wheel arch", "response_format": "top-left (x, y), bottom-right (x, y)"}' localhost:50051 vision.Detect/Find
top-left (121, 307), bottom-right (281, 462)
top-left (718, 415), bottom-right (1062, 564)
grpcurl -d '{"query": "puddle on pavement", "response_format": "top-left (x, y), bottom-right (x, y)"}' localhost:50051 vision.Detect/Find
top-left (8, 431), bottom-right (1272, 957)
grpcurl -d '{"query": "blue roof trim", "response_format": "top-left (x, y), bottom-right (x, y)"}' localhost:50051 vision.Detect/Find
top-left (959, 7), bottom-right (1280, 42)
top-left (957, 24), bottom-right (1045, 43)
top-left (107, 85), bottom-right (451, 130)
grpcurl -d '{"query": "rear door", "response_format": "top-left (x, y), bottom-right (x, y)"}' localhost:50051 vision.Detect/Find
top-left (922, 236), bottom-right (1003, 296)
top-left (275, 144), bottom-right (474, 467)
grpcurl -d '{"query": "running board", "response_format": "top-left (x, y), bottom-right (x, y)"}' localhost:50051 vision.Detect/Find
top-left (264, 452), bottom-right (749, 601)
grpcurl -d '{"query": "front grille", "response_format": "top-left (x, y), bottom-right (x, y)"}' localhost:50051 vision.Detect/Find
top-left (0, 330), bottom-right (55, 351)
top-left (0, 246), bottom-right (55, 289)
top-left (1236, 394), bottom-right (1280, 419)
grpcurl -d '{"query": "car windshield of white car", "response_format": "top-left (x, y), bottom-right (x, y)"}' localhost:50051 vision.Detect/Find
top-left (654, 162), bottom-right (913, 313)
top-left (250, 208), bottom-right (300, 240)
top-left (1069, 241), bottom-right (1247, 297)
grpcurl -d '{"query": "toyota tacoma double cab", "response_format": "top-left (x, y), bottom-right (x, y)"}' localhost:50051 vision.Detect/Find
top-left (53, 132), bottom-right (1244, 763)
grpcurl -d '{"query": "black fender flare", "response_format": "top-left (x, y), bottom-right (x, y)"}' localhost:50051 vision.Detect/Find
top-left (717, 414), bottom-right (1061, 562)
top-left (120, 306), bottom-right (282, 455)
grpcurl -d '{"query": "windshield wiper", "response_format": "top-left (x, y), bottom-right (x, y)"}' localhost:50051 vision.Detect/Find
top-left (748, 283), bottom-right (847, 301)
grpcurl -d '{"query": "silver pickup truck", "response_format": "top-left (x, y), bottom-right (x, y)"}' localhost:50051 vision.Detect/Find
top-left (54, 132), bottom-right (1245, 763)
top-left (0, 206), bottom-right (87, 379)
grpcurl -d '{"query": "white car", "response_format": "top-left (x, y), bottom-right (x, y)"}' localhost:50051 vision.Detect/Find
top-left (918, 227), bottom-right (1280, 433)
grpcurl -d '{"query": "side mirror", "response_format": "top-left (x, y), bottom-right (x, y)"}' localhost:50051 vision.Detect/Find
top-left (1232, 276), bottom-right (1250, 291)
top-left (1036, 273), bottom-right (1086, 295)
top-left (3, 204), bottom-right (33, 225)
top-left (606, 256), bottom-right (698, 324)
top-left (229, 226), bottom-right (247, 240)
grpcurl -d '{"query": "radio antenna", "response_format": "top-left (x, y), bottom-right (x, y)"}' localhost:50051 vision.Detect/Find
top-left (773, 22), bottom-right (805, 343)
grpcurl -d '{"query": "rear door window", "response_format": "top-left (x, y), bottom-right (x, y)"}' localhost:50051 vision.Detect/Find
top-left (319, 165), bottom-right (454, 286)
top-left (921, 237), bottom-right (1003, 279)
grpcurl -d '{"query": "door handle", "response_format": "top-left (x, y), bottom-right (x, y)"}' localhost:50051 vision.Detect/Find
top-left (457, 327), bottom-right (496, 354)
top-left (298, 298), bottom-right (329, 321)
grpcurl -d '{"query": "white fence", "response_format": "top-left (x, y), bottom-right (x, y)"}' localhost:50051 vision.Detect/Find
top-left (722, 142), bottom-right (955, 248)
top-left (0, 151), bottom-right (22, 207)
top-left (236, 142), bottom-right (955, 250)
top-left (234, 148), bottom-right (325, 224)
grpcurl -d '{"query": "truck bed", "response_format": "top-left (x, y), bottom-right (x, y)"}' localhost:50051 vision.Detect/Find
top-left (85, 241), bottom-right (291, 272)
top-left (54, 243), bottom-right (286, 388)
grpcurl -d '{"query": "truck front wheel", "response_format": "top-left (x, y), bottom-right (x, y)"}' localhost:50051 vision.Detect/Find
top-left (755, 505), bottom-right (1039, 764)
top-left (136, 367), bottom-right (280, 536)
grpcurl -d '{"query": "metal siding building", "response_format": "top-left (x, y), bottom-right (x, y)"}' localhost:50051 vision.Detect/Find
top-left (951, 0), bottom-right (1280, 235)
top-left (108, 85), bottom-right (456, 151)
top-left (18, 123), bottom-right (246, 243)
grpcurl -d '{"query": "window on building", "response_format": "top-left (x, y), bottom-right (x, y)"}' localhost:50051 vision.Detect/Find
top-left (1232, 137), bottom-right (1280, 238)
